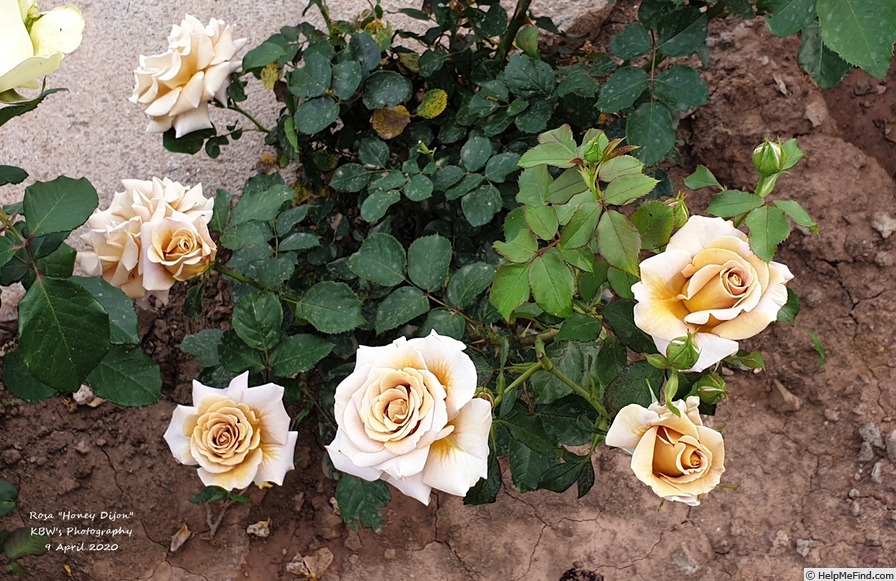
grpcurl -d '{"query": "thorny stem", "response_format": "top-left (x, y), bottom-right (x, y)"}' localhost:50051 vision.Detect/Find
top-left (493, 361), bottom-right (542, 406)
top-left (0, 208), bottom-right (27, 245)
top-left (202, 487), bottom-right (250, 539)
top-left (229, 102), bottom-right (269, 133)
top-left (496, 0), bottom-right (534, 61)
top-left (536, 347), bottom-right (610, 420)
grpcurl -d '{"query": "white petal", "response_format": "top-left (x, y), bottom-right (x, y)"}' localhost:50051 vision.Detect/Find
top-left (222, 371), bottom-right (250, 400)
top-left (381, 471), bottom-right (432, 505)
top-left (0, 0), bottom-right (33, 77)
top-left (421, 399), bottom-right (492, 496)
top-left (410, 331), bottom-right (478, 418)
top-left (253, 431), bottom-right (298, 486)
top-left (29, 5), bottom-right (84, 57)
top-left (192, 378), bottom-right (226, 405)
top-left (0, 54), bottom-right (61, 93)
top-left (239, 382), bottom-right (290, 445)
top-left (605, 404), bottom-right (659, 451)
top-left (378, 445), bottom-right (430, 480)
top-left (326, 439), bottom-right (383, 482)
top-left (163, 404), bottom-right (198, 465)
top-left (667, 216), bottom-right (746, 257)
top-left (172, 101), bottom-right (213, 137)
top-left (689, 332), bottom-right (739, 372)
top-left (197, 448), bottom-right (262, 491)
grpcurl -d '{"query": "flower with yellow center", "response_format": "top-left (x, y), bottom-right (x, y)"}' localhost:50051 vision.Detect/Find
top-left (605, 396), bottom-right (725, 506)
top-left (163, 373), bottom-right (298, 491)
top-left (632, 215), bottom-right (793, 372)
top-left (142, 214), bottom-right (216, 290)
top-left (326, 331), bottom-right (493, 505)
top-left (0, 0), bottom-right (84, 95)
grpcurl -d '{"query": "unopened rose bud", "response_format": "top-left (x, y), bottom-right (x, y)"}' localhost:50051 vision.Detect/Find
top-left (694, 373), bottom-right (727, 405)
top-left (752, 140), bottom-right (785, 177)
top-left (665, 193), bottom-right (690, 229)
top-left (666, 335), bottom-right (699, 370)
top-left (583, 139), bottom-right (603, 164)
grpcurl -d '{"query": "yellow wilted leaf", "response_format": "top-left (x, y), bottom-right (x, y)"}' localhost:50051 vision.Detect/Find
top-left (417, 89), bottom-right (448, 119)
top-left (371, 105), bottom-right (411, 140)
top-left (260, 63), bottom-right (281, 90)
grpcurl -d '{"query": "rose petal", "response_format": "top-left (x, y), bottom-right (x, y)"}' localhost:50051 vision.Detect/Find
top-left (29, 5), bottom-right (85, 57)
top-left (0, 0), bottom-right (33, 77)
top-left (666, 216), bottom-right (746, 257)
top-left (172, 101), bottom-right (212, 137)
top-left (239, 382), bottom-right (290, 446)
top-left (325, 435), bottom-right (385, 482)
top-left (421, 398), bottom-right (492, 496)
top-left (711, 260), bottom-right (793, 340)
top-left (605, 404), bottom-right (660, 452)
top-left (410, 331), bottom-right (478, 418)
top-left (378, 445), bottom-right (431, 480)
top-left (0, 53), bottom-right (62, 93)
top-left (163, 404), bottom-right (198, 465)
top-left (380, 472), bottom-right (432, 506)
top-left (197, 448), bottom-right (263, 491)
top-left (688, 332), bottom-right (740, 373)
top-left (253, 431), bottom-right (298, 486)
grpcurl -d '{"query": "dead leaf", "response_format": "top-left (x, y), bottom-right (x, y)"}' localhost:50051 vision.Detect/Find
top-left (170, 523), bottom-right (191, 552)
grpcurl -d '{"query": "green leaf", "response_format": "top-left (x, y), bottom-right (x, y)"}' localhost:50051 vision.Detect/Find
top-left (560, 202), bottom-right (601, 250)
top-left (375, 286), bottom-right (430, 333)
top-left (516, 25), bottom-right (540, 58)
top-left (530, 342), bottom-right (592, 405)
top-left (418, 308), bottom-right (466, 340)
top-left (546, 169), bottom-right (589, 205)
top-left (460, 135), bottom-right (493, 172)
top-left (162, 127), bottom-right (215, 154)
top-left (507, 433), bottom-right (555, 492)
top-left (279, 232), bottom-right (320, 252)
top-left (516, 166), bottom-right (552, 205)
top-left (276, 205), bottom-right (309, 235)
top-left (816, 0), bottom-right (896, 79)
top-left (596, 210), bottom-right (641, 276)
top-left (0, 88), bottom-right (64, 128)
top-left (363, 71), bottom-right (413, 109)
top-left (602, 173), bottom-right (659, 206)
top-left (404, 174), bottom-right (433, 201)
top-left (461, 185), bottom-right (502, 227)
top-left (774, 199), bottom-right (818, 232)
top-left (294, 97), bottom-right (339, 134)
top-left (180, 329), bottom-right (224, 367)
top-left (23, 176), bottom-right (97, 236)
top-left (348, 233), bottom-right (407, 287)
top-left (242, 41), bottom-right (286, 70)
top-left (221, 221), bottom-right (272, 250)
top-left (524, 205), bottom-right (559, 240)
top-left (0, 480), bottom-right (16, 517)
top-left (604, 361), bottom-right (665, 415)
top-left (189, 485), bottom-right (228, 505)
top-left (298, 281), bottom-right (365, 333)
top-left (490, 263), bottom-right (531, 320)
top-left (358, 138), bottom-right (390, 168)
top-left (518, 127), bottom-right (579, 169)
top-left (87, 345), bottom-right (162, 407)
top-left (611, 23), bottom-right (652, 60)
top-left (597, 66), bottom-right (649, 112)
top-left (218, 331), bottom-right (265, 374)
top-left (514, 99), bottom-right (553, 134)
top-left (232, 292), bottom-right (283, 352)
top-left (798, 22), bottom-right (851, 89)
top-left (336, 474), bottom-right (391, 532)
top-left (73, 276), bottom-right (140, 345)
top-left (350, 32), bottom-right (382, 72)
top-left (706, 190), bottom-right (764, 217)
top-left (538, 457), bottom-right (590, 494)
top-left (331, 60), bottom-right (364, 100)
top-left (627, 102), bottom-right (676, 166)
top-left (777, 286), bottom-right (801, 324)
top-left (556, 314), bottom-right (602, 342)
top-left (289, 51), bottom-right (332, 98)
top-left (598, 155), bottom-right (644, 183)
top-left (654, 65), bottom-right (709, 111)
top-left (0, 165), bottom-right (27, 187)
top-left (757, 0), bottom-right (816, 37)
top-left (745, 206), bottom-right (790, 261)
top-left (360, 189), bottom-right (401, 222)
top-left (529, 250), bottom-right (574, 317)
top-left (657, 7), bottom-right (708, 57)
top-left (19, 278), bottom-right (110, 392)
top-left (447, 262), bottom-right (495, 308)
top-left (602, 300), bottom-right (657, 353)
top-left (210, 188), bottom-right (232, 233)
top-left (495, 229), bottom-right (538, 263)
top-left (408, 234), bottom-right (451, 291)
top-left (231, 183), bottom-right (293, 226)
top-left (464, 452), bottom-right (502, 505)
top-left (330, 163), bottom-right (370, 193)
top-left (504, 54), bottom-right (555, 96)
top-left (270, 334), bottom-right (334, 376)
top-left (3, 527), bottom-right (49, 560)
top-left (631, 201), bottom-right (674, 250)
top-left (484, 152), bottom-right (522, 183)
top-left (684, 165), bottom-right (722, 190)
top-left (608, 266), bottom-right (637, 300)
top-left (2, 349), bottom-right (55, 402)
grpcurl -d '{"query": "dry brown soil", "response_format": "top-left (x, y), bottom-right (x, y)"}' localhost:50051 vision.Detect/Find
top-left (3, 7), bottom-right (896, 581)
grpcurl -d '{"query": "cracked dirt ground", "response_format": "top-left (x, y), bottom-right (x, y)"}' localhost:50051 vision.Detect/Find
top-left (3, 3), bottom-right (896, 581)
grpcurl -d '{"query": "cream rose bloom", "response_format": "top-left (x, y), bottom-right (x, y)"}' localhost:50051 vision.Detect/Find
top-left (606, 396), bottom-right (724, 506)
top-left (326, 332), bottom-right (493, 505)
top-left (131, 15), bottom-right (247, 137)
top-left (632, 215), bottom-right (793, 372)
top-left (163, 372), bottom-right (298, 491)
top-left (79, 177), bottom-right (215, 300)
top-left (0, 0), bottom-right (84, 95)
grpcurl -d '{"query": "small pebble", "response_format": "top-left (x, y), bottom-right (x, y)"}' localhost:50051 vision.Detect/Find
top-left (344, 530), bottom-right (362, 552)
top-left (848, 488), bottom-right (859, 499)
top-left (858, 442), bottom-right (875, 462)
top-left (823, 408), bottom-right (840, 422)
top-left (871, 461), bottom-right (884, 484)
top-left (872, 212), bottom-right (896, 239)
top-left (384, 548), bottom-right (397, 560)
top-left (795, 539), bottom-right (811, 558)
top-left (1, 449), bottom-right (22, 465)
top-left (886, 431), bottom-right (896, 464)
top-left (852, 501), bottom-right (862, 516)
top-left (859, 423), bottom-right (884, 449)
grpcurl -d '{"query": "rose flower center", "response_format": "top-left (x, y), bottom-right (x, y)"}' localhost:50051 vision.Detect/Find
top-left (652, 426), bottom-right (708, 478)
top-left (192, 399), bottom-right (262, 465)
top-left (363, 368), bottom-right (436, 444)
top-left (679, 257), bottom-right (754, 316)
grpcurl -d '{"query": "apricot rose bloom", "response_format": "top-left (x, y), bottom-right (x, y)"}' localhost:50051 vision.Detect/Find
top-left (632, 215), bottom-right (793, 372)
top-left (326, 332), bottom-right (492, 505)
top-left (0, 0), bottom-right (84, 95)
top-left (163, 373), bottom-right (298, 491)
top-left (606, 396), bottom-right (725, 506)
top-left (78, 177), bottom-right (215, 301)
top-left (131, 15), bottom-right (247, 137)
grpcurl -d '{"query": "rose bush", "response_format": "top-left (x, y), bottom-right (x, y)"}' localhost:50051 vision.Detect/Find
top-left (326, 332), bottom-right (492, 505)
top-left (79, 177), bottom-right (215, 301)
top-left (0, 0), bottom-right (84, 95)
top-left (632, 215), bottom-right (793, 372)
top-left (605, 396), bottom-right (725, 506)
top-left (131, 14), bottom-right (246, 137)
top-left (163, 372), bottom-right (298, 491)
